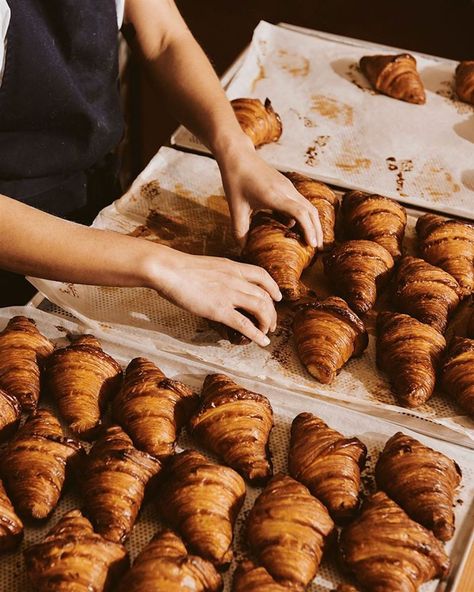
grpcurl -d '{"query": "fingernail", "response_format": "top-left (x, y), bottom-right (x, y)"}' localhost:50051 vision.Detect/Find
top-left (310, 237), bottom-right (317, 248)
top-left (276, 291), bottom-right (283, 301)
top-left (261, 335), bottom-right (271, 347)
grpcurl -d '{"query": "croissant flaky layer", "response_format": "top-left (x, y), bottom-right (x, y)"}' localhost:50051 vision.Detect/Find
top-left (324, 240), bottom-right (394, 316)
top-left (82, 426), bottom-right (161, 544)
top-left (244, 211), bottom-right (314, 301)
top-left (0, 316), bottom-right (54, 413)
top-left (393, 256), bottom-right (461, 333)
top-left (0, 479), bottom-right (23, 553)
top-left (455, 60), bottom-right (474, 105)
top-left (24, 509), bottom-right (128, 592)
top-left (375, 432), bottom-right (462, 541)
top-left (190, 373), bottom-right (273, 484)
top-left (360, 53), bottom-right (426, 104)
top-left (118, 529), bottom-right (223, 592)
top-left (284, 171), bottom-right (339, 251)
top-left (293, 297), bottom-right (368, 384)
top-left (289, 412), bottom-right (367, 523)
top-left (441, 336), bottom-right (474, 417)
top-left (47, 335), bottom-right (123, 438)
top-left (114, 357), bottom-right (196, 459)
top-left (0, 387), bottom-right (21, 442)
top-left (159, 450), bottom-right (246, 566)
top-left (340, 492), bottom-right (450, 592)
top-left (341, 191), bottom-right (407, 259)
top-left (231, 97), bottom-right (282, 147)
top-left (468, 309), bottom-right (474, 338)
top-left (376, 311), bottom-right (446, 408)
top-left (232, 561), bottom-right (290, 592)
top-left (416, 213), bottom-right (474, 298)
top-left (1, 409), bottom-right (82, 520)
top-left (247, 473), bottom-right (334, 590)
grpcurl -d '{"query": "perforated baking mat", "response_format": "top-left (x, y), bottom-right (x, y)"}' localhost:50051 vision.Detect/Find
top-left (172, 21), bottom-right (474, 220)
top-left (0, 307), bottom-right (472, 592)
top-left (29, 147), bottom-right (474, 448)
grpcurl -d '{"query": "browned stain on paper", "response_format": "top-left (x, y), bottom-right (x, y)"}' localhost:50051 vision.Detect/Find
top-left (336, 157), bottom-right (371, 172)
top-left (250, 62), bottom-right (266, 93)
top-left (311, 95), bottom-right (353, 126)
top-left (289, 108), bottom-right (317, 128)
top-left (386, 157), bottom-right (414, 196)
top-left (59, 283), bottom-right (79, 298)
top-left (345, 62), bottom-right (377, 95)
top-left (304, 135), bottom-right (330, 166)
top-left (140, 180), bottom-right (161, 201)
top-left (436, 80), bottom-right (474, 116)
top-left (417, 162), bottom-right (461, 201)
top-left (276, 49), bottom-right (310, 77)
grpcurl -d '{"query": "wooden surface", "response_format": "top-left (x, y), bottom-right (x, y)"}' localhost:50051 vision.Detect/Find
top-left (456, 544), bottom-right (474, 591)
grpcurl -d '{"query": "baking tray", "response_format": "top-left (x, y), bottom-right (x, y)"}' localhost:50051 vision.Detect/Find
top-left (172, 21), bottom-right (474, 221)
top-left (0, 306), bottom-right (472, 592)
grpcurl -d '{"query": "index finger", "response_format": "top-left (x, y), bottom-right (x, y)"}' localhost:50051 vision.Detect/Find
top-left (236, 262), bottom-right (282, 302)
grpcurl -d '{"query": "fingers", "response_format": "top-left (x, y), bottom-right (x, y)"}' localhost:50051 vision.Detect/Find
top-left (235, 290), bottom-right (277, 335)
top-left (235, 262), bottom-right (282, 302)
top-left (309, 205), bottom-right (324, 249)
top-left (226, 309), bottom-right (271, 348)
top-left (232, 203), bottom-right (251, 250)
top-left (286, 198), bottom-right (323, 249)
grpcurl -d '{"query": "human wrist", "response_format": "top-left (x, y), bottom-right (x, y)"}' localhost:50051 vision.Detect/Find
top-left (211, 130), bottom-right (255, 164)
top-left (137, 243), bottom-right (184, 295)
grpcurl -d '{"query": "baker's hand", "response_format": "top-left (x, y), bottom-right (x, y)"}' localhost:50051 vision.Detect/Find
top-left (216, 136), bottom-right (324, 249)
top-left (146, 247), bottom-right (282, 347)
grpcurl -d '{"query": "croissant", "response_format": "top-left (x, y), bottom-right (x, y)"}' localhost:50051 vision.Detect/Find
top-left (293, 297), bottom-right (368, 384)
top-left (232, 561), bottom-right (289, 592)
top-left (190, 373), bottom-right (273, 484)
top-left (118, 528), bottom-right (223, 592)
top-left (158, 449), bottom-right (245, 565)
top-left (376, 311), bottom-right (446, 408)
top-left (341, 190), bottom-right (407, 260)
top-left (417, 213), bottom-right (474, 298)
top-left (243, 211), bottom-right (314, 301)
top-left (455, 60), bottom-right (474, 105)
top-left (24, 509), bottom-right (128, 592)
top-left (0, 479), bottom-right (23, 553)
top-left (46, 334), bottom-right (122, 438)
top-left (231, 97), bottom-right (282, 147)
top-left (359, 53), bottom-right (426, 104)
top-left (0, 387), bottom-right (21, 442)
top-left (82, 425), bottom-right (161, 543)
top-left (375, 431), bottom-right (461, 541)
top-left (440, 336), bottom-right (474, 417)
top-left (468, 309), bottom-right (474, 338)
top-left (324, 240), bottom-right (394, 316)
top-left (246, 473), bottom-right (334, 589)
top-left (288, 412), bottom-right (367, 523)
top-left (340, 492), bottom-right (450, 592)
top-left (113, 357), bottom-right (196, 459)
top-left (1, 409), bottom-right (82, 519)
top-left (0, 316), bottom-right (54, 412)
top-left (394, 256), bottom-right (461, 333)
top-left (284, 171), bottom-right (339, 251)
top-left (333, 586), bottom-right (359, 592)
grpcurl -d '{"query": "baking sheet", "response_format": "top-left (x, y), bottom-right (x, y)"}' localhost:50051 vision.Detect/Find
top-left (29, 147), bottom-right (474, 448)
top-left (0, 306), bottom-right (472, 592)
top-left (172, 21), bottom-right (474, 220)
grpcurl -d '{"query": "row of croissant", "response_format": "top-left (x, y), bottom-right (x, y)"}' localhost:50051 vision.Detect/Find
top-left (218, 172), bottom-right (474, 413)
top-left (0, 321), bottom-right (465, 591)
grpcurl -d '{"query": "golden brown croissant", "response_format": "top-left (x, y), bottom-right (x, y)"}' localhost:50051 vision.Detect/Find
top-left (341, 190), bottom-right (407, 260)
top-left (441, 336), bottom-right (474, 417)
top-left (376, 311), bottom-right (446, 407)
top-left (333, 586), bottom-right (359, 592)
top-left (288, 412), bottom-right (367, 523)
top-left (118, 528), bottom-right (223, 592)
top-left (24, 509), bottom-right (128, 592)
top-left (324, 240), bottom-right (394, 315)
top-left (293, 297), bottom-right (368, 384)
top-left (231, 97), bottom-right (282, 147)
top-left (340, 491), bottom-right (450, 592)
top-left (468, 309), bottom-right (474, 338)
top-left (82, 425), bottom-right (161, 543)
top-left (0, 316), bottom-right (54, 413)
top-left (284, 171), bottom-right (339, 251)
top-left (0, 387), bottom-right (21, 442)
top-left (0, 479), bottom-right (23, 553)
top-left (416, 213), bottom-right (474, 298)
top-left (46, 334), bottom-right (122, 438)
top-left (246, 473), bottom-right (334, 590)
top-left (455, 60), bottom-right (474, 105)
top-left (232, 560), bottom-right (289, 592)
top-left (394, 256), bottom-right (461, 333)
top-left (1, 409), bottom-right (82, 520)
top-left (359, 53), bottom-right (426, 104)
top-left (189, 373), bottom-right (273, 484)
top-left (375, 431), bottom-right (461, 541)
top-left (243, 211), bottom-right (314, 301)
top-left (113, 357), bottom-right (196, 459)
top-left (159, 449), bottom-right (246, 566)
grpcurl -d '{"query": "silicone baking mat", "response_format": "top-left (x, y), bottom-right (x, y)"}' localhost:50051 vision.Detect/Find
top-left (29, 148), bottom-right (474, 448)
top-left (0, 307), bottom-right (472, 592)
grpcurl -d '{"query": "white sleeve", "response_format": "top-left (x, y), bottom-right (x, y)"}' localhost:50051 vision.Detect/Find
top-left (116, 0), bottom-right (125, 29)
top-left (0, 0), bottom-right (11, 86)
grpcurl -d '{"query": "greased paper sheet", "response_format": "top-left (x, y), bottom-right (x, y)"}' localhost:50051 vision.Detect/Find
top-left (29, 147), bottom-right (474, 448)
top-left (173, 21), bottom-right (474, 220)
top-left (0, 307), bottom-right (472, 592)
